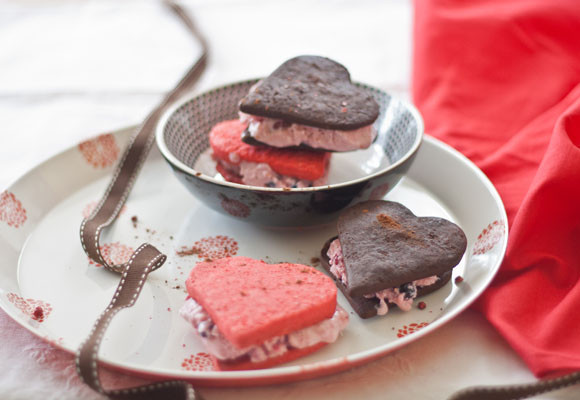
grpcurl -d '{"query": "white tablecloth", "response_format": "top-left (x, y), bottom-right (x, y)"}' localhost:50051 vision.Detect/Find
top-left (0, 1), bottom-right (577, 399)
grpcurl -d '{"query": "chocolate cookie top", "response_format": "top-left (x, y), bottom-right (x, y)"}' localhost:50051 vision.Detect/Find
top-left (239, 56), bottom-right (380, 130)
top-left (336, 201), bottom-right (467, 297)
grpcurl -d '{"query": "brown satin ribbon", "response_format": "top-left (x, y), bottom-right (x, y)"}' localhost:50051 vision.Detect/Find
top-left (77, 1), bottom-right (207, 399)
top-left (448, 371), bottom-right (580, 400)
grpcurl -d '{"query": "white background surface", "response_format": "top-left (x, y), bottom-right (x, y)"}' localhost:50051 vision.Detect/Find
top-left (0, 1), bottom-right (577, 399)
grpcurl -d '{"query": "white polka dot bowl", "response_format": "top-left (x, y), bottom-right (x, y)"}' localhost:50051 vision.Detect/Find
top-left (156, 80), bottom-right (423, 227)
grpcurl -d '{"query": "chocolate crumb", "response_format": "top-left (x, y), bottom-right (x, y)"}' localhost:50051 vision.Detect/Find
top-left (131, 215), bottom-right (138, 228)
top-left (310, 257), bottom-right (320, 265)
top-left (176, 247), bottom-right (200, 257)
top-left (169, 236), bottom-right (174, 240)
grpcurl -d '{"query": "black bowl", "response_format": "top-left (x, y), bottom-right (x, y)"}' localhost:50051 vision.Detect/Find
top-left (155, 79), bottom-right (423, 227)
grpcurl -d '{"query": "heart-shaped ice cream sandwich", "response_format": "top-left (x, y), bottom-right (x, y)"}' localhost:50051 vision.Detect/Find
top-left (321, 200), bottom-right (467, 318)
top-left (209, 119), bottom-right (330, 188)
top-left (180, 257), bottom-right (348, 370)
top-left (239, 55), bottom-right (380, 152)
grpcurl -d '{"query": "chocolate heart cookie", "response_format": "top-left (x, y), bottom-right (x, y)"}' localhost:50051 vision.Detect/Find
top-left (239, 55), bottom-right (379, 152)
top-left (320, 200), bottom-right (467, 318)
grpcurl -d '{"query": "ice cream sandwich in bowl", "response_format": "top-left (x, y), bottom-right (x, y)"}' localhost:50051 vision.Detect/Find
top-left (156, 55), bottom-right (423, 226)
top-left (238, 56), bottom-right (380, 152)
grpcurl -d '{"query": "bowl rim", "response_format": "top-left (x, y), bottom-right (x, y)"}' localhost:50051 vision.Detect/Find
top-left (155, 78), bottom-right (424, 193)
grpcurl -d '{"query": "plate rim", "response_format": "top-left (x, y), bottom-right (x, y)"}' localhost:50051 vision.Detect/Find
top-left (0, 128), bottom-right (508, 386)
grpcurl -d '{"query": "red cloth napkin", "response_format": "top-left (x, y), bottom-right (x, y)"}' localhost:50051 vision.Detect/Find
top-left (412, 0), bottom-right (580, 377)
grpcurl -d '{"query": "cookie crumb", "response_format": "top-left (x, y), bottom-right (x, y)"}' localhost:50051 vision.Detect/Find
top-left (176, 246), bottom-right (201, 257)
top-left (33, 306), bottom-right (44, 319)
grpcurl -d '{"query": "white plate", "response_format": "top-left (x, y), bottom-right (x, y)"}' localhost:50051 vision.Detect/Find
top-left (0, 127), bottom-right (507, 386)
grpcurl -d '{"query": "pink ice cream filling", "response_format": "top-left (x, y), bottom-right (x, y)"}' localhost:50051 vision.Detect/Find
top-left (217, 155), bottom-right (328, 188)
top-left (326, 239), bottom-right (439, 316)
top-left (240, 113), bottom-right (377, 152)
top-left (179, 298), bottom-right (349, 363)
